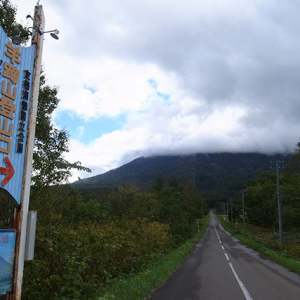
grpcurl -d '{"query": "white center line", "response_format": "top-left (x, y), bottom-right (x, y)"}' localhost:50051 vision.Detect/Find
top-left (212, 213), bottom-right (253, 300)
top-left (229, 263), bottom-right (253, 300)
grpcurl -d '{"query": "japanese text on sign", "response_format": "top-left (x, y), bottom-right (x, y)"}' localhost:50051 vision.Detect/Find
top-left (0, 25), bottom-right (35, 204)
top-left (0, 42), bottom-right (21, 155)
top-left (0, 234), bottom-right (9, 244)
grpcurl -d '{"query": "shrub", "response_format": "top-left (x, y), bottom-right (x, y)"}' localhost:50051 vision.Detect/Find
top-left (22, 220), bottom-right (171, 300)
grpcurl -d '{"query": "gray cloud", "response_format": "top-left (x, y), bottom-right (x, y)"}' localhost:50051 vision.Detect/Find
top-left (42, 0), bottom-right (300, 161)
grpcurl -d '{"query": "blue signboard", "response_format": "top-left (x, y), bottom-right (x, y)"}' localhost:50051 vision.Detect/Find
top-left (0, 26), bottom-right (35, 205)
top-left (0, 230), bottom-right (16, 295)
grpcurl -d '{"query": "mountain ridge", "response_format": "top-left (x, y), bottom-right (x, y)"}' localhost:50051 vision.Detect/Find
top-left (73, 152), bottom-right (290, 193)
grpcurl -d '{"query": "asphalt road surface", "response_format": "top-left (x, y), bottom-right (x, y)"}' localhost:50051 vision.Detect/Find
top-left (148, 212), bottom-right (300, 300)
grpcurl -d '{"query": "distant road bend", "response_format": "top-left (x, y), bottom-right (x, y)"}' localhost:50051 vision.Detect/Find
top-left (148, 212), bottom-right (300, 300)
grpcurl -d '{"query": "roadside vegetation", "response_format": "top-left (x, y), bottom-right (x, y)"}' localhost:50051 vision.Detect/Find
top-left (216, 142), bottom-right (300, 274)
top-left (97, 216), bottom-right (208, 300)
top-left (21, 178), bottom-right (208, 300)
top-left (217, 141), bottom-right (300, 274)
top-left (219, 218), bottom-right (300, 274)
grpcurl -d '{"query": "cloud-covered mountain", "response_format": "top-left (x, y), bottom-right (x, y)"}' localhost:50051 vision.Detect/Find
top-left (73, 152), bottom-right (289, 192)
top-left (14, 0), bottom-right (300, 182)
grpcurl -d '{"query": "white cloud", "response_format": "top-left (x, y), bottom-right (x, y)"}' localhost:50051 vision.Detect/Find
top-left (11, 0), bottom-right (300, 182)
top-left (45, 56), bottom-right (180, 120)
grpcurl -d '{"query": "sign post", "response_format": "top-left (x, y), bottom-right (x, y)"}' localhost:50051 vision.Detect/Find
top-left (4, 5), bottom-right (45, 300)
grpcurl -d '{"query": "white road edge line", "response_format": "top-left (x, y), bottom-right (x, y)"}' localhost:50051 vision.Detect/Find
top-left (221, 245), bottom-right (225, 250)
top-left (225, 253), bottom-right (229, 260)
top-left (229, 263), bottom-right (253, 300)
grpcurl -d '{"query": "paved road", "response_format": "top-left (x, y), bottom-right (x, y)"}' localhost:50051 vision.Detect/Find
top-left (148, 213), bottom-right (300, 300)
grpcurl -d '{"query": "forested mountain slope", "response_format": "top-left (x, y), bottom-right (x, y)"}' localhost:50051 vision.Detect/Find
top-left (73, 152), bottom-right (289, 195)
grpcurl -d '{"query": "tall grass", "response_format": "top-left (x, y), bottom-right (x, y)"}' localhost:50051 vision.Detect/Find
top-left (219, 216), bottom-right (300, 275)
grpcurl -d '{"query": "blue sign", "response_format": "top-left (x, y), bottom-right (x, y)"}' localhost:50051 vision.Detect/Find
top-left (0, 26), bottom-right (35, 204)
top-left (0, 230), bottom-right (16, 295)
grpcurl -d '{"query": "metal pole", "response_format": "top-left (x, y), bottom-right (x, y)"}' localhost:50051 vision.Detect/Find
top-left (227, 201), bottom-right (229, 217)
top-left (7, 5), bottom-right (44, 300)
top-left (276, 161), bottom-right (283, 243)
top-left (242, 190), bottom-right (245, 228)
top-left (230, 198), bottom-right (233, 222)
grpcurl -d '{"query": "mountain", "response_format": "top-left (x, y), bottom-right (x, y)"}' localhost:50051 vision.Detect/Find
top-left (73, 152), bottom-right (290, 198)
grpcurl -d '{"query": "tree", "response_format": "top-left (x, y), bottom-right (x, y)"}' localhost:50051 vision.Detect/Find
top-left (108, 184), bottom-right (159, 220)
top-left (244, 171), bottom-right (277, 227)
top-left (242, 140), bottom-right (300, 229)
top-left (0, 0), bottom-right (29, 44)
top-left (180, 176), bottom-right (207, 219)
top-left (151, 172), bottom-right (165, 192)
top-left (280, 140), bottom-right (300, 228)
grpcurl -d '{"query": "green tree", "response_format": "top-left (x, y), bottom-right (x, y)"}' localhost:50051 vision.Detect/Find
top-left (108, 184), bottom-right (159, 220)
top-left (244, 171), bottom-right (277, 227)
top-left (151, 172), bottom-right (165, 192)
top-left (157, 186), bottom-right (194, 245)
top-left (281, 140), bottom-right (300, 228)
top-left (180, 176), bottom-right (207, 219)
top-left (242, 140), bottom-right (300, 229)
top-left (0, 0), bottom-right (29, 44)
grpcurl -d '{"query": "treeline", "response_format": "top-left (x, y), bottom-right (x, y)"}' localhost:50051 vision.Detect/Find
top-left (22, 176), bottom-right (208, 300)
top-left (218, 141), bottom-right (300, 230)
top-left (244, 144), bottom-right (300, 229)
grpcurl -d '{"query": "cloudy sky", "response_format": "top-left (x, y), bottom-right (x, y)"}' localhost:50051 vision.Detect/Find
top-left (11, 0), bottom-right (300, 181)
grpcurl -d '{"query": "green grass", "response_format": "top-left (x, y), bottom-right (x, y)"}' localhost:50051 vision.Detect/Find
top-left (219, 217), bottom-right (300, 275)
top-left (96, 217), bottom-right (209, 300)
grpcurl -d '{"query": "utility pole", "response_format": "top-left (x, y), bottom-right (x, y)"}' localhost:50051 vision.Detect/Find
top-left (241, 190), bottom-right (245, 228)
top-left (190, 154), bottom-right (196, 187)
top-left (230, 198), bottom-right (233, 222)
top-left (227, 201), bottom-right (229, 218)
top-left (271, 160), bottom-right (284, 243)
top-left (276, 160), bottom-right (283, 243)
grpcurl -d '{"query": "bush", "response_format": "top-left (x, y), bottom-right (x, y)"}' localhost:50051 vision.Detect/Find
top-left (22, 220), bottom-right (171, 300)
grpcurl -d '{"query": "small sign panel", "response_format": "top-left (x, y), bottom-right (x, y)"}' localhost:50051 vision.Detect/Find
top-left (0, 230), bottom-right (16, 295)
top-left (0, 25), bottom-right (35, 204)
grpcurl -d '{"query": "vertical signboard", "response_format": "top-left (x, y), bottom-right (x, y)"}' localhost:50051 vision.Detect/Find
top-left (0, 230), bottom-right (16, 295)
top-left (0, 26), bottom-right (35, 205)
